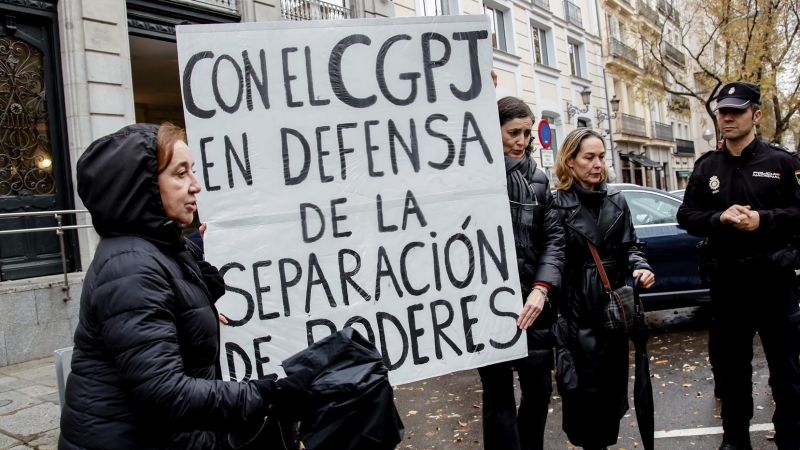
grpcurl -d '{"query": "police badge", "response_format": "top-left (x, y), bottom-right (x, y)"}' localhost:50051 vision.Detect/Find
top-left (709, 175), bottom-right (720, 193)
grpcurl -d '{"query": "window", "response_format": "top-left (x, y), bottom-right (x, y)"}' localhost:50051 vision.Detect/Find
top-left (532, 26), bottom-right (549, 65)
top-left (569, 43), bottom-right (583, 77)
top-left (419, 0), bottom-right (443, 15)
top-left (486, 6), bottom-right (507, 51)
top-left (623, 191), bottom-right (680, 225)
top-left (577, 118), bottom-right (589, 128)
top-left (607, 14), bottom-right (618, 39)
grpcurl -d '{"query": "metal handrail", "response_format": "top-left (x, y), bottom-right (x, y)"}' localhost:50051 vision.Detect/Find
top-left (531, 0), bottom-right (549, 10)
top-left (652, 121), bottom-right (675, 141)
top-left (608, 37), bottom-right (639, 67)
top-left (663, 41), bottom-right (685, 66)
top-left (167, 0), bottom-right (240, 14)
top-left (281, 0), bottom-right (352, 20)
top-left (563, 0), bottom-right (582, 27)
top-left (0, 210), bottom-right (91, 302)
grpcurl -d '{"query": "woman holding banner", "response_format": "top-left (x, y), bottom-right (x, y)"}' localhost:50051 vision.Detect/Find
top-left (552, 128), bottom-right (655, 450)
top-left (477, 97), bottom-right (565, 450)
top-left (59, 123), bottom-right (313, 450)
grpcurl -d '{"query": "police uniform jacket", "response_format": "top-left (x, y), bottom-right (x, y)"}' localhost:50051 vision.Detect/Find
top-left (677, 138), bottom-right (800, 260)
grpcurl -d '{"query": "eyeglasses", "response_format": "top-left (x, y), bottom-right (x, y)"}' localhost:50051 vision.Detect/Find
top-left (509, 183), bottom-right (539, 210)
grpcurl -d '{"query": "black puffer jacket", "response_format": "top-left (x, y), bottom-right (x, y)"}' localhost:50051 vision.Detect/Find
top-left (59, 124), bottom-right (273, 450)
top-left (512, 158), bottom-right (564, 295)
top-left (508, 157), bottom-right (565, 359)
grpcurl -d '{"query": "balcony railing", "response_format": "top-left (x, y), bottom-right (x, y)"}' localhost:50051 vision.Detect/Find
top-left (564, 1), bottom-right (582, 27)
top-left (663, 41), bottom-right (685, 66)
top-left (617, 113), bottom-right (648, 137)
top-left (652, 121), bottom-right (674, 141)
top-left (608, 37), bottom-right (639, 68)
top-left (281, 0), bottom-right (351, 20)
top-left (669, 94), bottom-right (691, 112)
top-left (637, 0), bottom-right (661, 25)
top-left (531, 0), bottom-right (550, 10)
top-left (177, 0), bottom-right (239, 13)
top-left (675, 138), bottom-right (695, 155)
top-left (657, 0), bottom-right (680, 24)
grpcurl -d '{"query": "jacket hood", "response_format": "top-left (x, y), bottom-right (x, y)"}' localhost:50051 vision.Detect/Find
top-left (77, 124), bottom-right (181, 249)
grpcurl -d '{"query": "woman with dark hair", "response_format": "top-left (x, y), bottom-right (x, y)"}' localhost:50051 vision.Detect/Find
top-left (477, 97), bottom-right (565, 450)
top-left (552, 128), bottom-right (655, 450)
top-left (59, 123), bottom-right (312, 450)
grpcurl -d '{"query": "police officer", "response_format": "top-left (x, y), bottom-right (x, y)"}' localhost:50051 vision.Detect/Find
top-left (677, 82), bottom-right (800, 450)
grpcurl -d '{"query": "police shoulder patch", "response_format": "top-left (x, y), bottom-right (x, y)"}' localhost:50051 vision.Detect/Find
top-left (768, 142), bottom-right (790, 152)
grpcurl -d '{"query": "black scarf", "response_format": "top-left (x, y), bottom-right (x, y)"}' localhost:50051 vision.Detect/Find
top-left (505, 153), bottom-right (537, 248)
top-left (572, 183), bottom-right (607, 222)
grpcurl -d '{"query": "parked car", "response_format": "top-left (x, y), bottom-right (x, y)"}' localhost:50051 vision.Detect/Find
top-left (668, 189), bottom-right (685, 200)
top-left (612, 184), bottom-right (708, 310)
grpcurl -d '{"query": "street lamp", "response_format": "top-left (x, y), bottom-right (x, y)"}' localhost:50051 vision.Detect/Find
top-left (596, 95), bottom-right (621, 123)
top-left (567, 87), bottom-right (592, 121)
top-left (702, 128), bottom-right (717, 150)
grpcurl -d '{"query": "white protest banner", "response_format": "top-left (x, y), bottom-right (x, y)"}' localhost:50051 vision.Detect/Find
top-left (177, 16), bottom-right (526, 385)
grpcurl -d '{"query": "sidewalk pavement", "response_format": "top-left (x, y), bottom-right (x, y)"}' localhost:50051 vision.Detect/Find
top-left (0, 357), bottom-right (60, 449)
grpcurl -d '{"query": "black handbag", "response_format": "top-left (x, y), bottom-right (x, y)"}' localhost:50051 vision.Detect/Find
top-left (587, 241), bottom-right (640, 332)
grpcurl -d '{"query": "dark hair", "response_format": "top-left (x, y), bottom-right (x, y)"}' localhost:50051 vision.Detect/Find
top-left (498, 96), bottom-right (536, 154)
top-left (498, 96), bottom-right (535, 126)
top-left (156, 122), bottom-right (187, 173)
top-left (750, 103), bottom-right (760, 118)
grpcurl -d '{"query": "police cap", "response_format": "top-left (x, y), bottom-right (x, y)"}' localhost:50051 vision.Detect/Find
top-left (714, 82), bottom-right (760, 111)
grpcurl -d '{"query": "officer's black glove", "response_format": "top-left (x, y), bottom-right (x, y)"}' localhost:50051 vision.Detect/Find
top-left (196, 260), bottom-right (225, 301)
top-left (273, 369), bottom-right (316, 423)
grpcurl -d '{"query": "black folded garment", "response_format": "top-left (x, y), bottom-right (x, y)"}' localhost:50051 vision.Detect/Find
top-left (283, 328), bottom-right (405, 450)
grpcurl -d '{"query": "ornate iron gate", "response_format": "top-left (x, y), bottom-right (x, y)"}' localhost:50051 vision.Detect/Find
top-left (0, 2), bottom-right (77, 281)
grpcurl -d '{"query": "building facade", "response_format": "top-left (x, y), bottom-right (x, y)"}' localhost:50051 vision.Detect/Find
top-left (0, 0), bottom-right (394, 283)
top-left (397, 0), bottom-right (612, 182)
top-left (598, 0), bottom-right (704, 191)
top-left (0, 0), bottom-right (393, 364)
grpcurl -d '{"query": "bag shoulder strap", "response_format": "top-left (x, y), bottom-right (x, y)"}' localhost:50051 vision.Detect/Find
top-left (587, 241), bottom-right (612, 293)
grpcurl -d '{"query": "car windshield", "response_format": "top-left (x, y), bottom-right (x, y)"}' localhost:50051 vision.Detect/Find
top-left (622, 190), bottom-right (680, 225)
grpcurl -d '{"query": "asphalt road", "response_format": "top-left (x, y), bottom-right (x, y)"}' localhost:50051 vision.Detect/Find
top-left (393, 306), bottom-right (779, 450)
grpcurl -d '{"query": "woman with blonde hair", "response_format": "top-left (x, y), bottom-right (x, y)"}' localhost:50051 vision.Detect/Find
top-left (552, 127), bottom-right (655, 450)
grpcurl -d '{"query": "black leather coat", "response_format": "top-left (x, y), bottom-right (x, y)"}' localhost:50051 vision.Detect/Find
top-left (59, 124), bottom-right (273, 450)
top-left (554, 183), bottom-right (652, 447)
